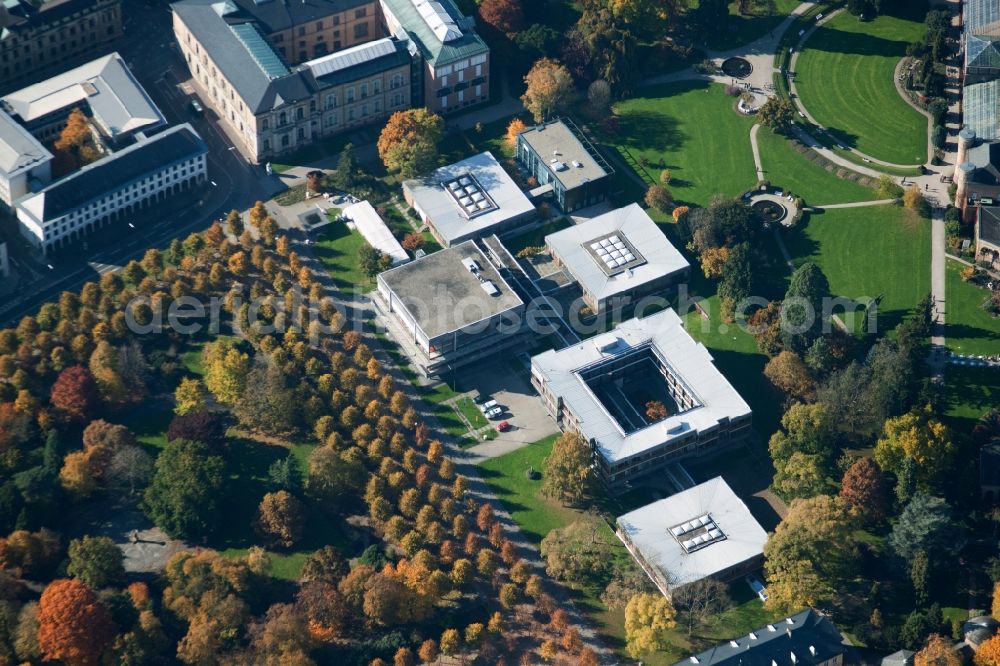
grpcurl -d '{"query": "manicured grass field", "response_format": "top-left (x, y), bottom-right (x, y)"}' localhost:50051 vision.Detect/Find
top-left (794, 9), bottom-right (928, 165)
top-left (945, 260), bottom-right (1000, 356)
top-left (756, 128), bottom-right (878, 205)
top-left (603, 80), bottom-right (756, 206)
top-left (784, 205), bottom-right (931, 334)
top-left (503, 217), bottom-right (572, 254)
top-left (313, 217), bottom-right (370, 289)
top-left (455, 396), bottom-right (488, 429)
top-left (696, 0), bottom-right (801, 50)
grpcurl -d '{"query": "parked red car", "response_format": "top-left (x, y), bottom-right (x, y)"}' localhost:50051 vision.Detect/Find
top-left (496, 421), bottom-right (510, 432)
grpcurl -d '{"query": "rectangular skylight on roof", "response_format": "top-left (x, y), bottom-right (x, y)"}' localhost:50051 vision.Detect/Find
top-left (413, 0), bottom-right (464, 42)
top-left (304, 38), bottom-right (398, 79)
top-left (583, 231), bottom-right (646, 277)
top-left (669, 513), bottom-right (727, 553)
top-left (230, 23), bottom-right (288, 80)
top-left (441, 172), bottom-right (498, 220)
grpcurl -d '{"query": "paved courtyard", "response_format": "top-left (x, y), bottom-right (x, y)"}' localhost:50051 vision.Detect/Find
top-left (458, 359), bottom-right (559, 463)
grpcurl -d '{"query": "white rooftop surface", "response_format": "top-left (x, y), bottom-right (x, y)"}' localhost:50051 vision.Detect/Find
top-left (304, 38), bottom-right (398, 78)
top-left (2, 53), bottom-right (164, 139)
top-left (617, 477), bottom-right (767, 588)
top-left (404, 151), bottom-right (534, 244)
top-left (546, 203), bottom-right (689, 301)
top-left (532, 309), bottom-right (752, 464)
top-left (0, 109), bottom-right (51, 175)
top-left (343, 201), bottom-right (410, 266)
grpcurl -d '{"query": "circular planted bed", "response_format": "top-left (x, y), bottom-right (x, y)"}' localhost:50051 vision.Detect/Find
top-left (721, 56), bottom-right (753, 79)
top-left (751, 199), bottom-right (787, 224)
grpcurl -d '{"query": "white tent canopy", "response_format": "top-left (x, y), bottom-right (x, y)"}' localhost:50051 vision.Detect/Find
top-left (343, 201), bottom-right (409, 266)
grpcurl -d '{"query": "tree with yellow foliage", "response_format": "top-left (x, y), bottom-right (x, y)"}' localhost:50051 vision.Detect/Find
top-left (874, 406), bottom-right (954, 490)
top-left (624, 593), bottom-right (676, 658)
top-left (700, 246), bottom-right (730, 278)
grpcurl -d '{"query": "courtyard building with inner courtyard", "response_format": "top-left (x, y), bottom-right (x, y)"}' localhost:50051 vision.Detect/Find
top-left (531, 308), bottom-right (752, 489)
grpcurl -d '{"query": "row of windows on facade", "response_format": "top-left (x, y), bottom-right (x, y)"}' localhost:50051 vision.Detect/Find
top-left (47, 158), bottom-right (204, 235)
top-left (1, 28), bottom-right (114, 66)
top-left (433, 54), bottom-right (489, 80)
top-left (0, 7), bottom-right (117, 49)
top-left (259, 94), bottom-right (403, 152)
top-left (271, 4), bottom-right (368, 39)
top-left (273, 20), bottom-right (369, 47)
top-left (259, 76), bottom-right (405, 130)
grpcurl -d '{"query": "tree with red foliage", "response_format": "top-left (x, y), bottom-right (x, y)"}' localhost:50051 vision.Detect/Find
top-left (166, 410), bottom-right (226, 452)
top-left (478, 0), bottom-right (524, 33)
top-left (37, 579), bottom-right (116, 666)
top-left (839, 457), bottom-right (888, 523)
top-left (50, 366), bottom-right (99, 422)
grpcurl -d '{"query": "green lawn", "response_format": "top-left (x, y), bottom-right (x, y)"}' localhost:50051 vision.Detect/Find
top-left (756, 128), bottom-right (878, 205)
top-left (794, 9), bottom-right (928, 165)
top-left (944, 365), bottom-right (999, 436)
top-left (701, 0), bottom-right (801, 50)
top-left (784, 205), bottom-right (931, 334)
top-left (454, 397), bottom-right (487, 429)
top-left (274, 184), bottom-right (308, 207)
top-left (602, 80), bottom-right (756, 207)
top-left (945, 260), bottom-right (1000, 356)
top-left (313, 217), bottom-right (371, 289)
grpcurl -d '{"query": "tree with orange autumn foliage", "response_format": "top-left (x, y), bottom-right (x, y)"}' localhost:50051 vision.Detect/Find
top-left (50, 365), bottom-right (100, 422)
top-left (915, 634), bottom-right (961, 666)
top-left (976, 634), bottom-right (1000, 666)
top-left (377, 109), bottom-right (444, 177)
top-left (478, 0), bottom-right (524, 33)
top-left (521, 58), bottom-right (575, 123)
top-left (37, 579), bottom-right (116, 666)
top-left (505, 118), bottom-right (527, 152)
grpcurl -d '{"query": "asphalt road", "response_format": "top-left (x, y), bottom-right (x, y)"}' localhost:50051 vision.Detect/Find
top-left (1, 0), bottom-right (272, 326)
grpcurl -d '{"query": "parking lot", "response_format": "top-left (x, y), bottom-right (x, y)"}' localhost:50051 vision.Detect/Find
top-left (457, 359), bottom-right (560, 463)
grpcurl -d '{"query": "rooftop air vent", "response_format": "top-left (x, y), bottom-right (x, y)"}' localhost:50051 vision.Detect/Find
top-left (480, 280), bottom-right (499, 296)
top-left (461, 257), bottom-right (481, 273)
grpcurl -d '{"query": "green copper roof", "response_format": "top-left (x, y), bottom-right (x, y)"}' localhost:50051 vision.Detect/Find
top-left (382, 0), bottom-right (488, 68)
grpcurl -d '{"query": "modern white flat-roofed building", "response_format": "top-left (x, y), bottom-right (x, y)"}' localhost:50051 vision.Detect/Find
top-left (531, 309), bottom-right (752, 488)
top-left (342, 200), bottom-right (409, 266)
top-left (1, 52), bottom-right (166, 146)
top-left (0, 108), bottom-right (52, 207)
top-left (375, 239), bottom-right (526, 375)
top-left (16, 124), bottom-right (208, 253)
top-left (616, 477), bottom-right (767, 594)
top-left (403, 151), bottom-right (535, 247)
top-left (546, 203), bottom-right (690, 313)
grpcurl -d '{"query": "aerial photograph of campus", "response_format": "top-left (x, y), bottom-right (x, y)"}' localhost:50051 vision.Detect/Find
top-left (0, 0), bottom-right (998, 663)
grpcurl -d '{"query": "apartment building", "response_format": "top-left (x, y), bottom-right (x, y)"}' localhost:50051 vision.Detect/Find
top-left (0, 0), bottom-right (122, 88)
top-left (531, 309), bottom-right (752, 489)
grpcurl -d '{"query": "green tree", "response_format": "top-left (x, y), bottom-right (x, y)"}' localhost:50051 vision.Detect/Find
top-left (782, 262), bottom-right (830, 351)
top-left (758, 98), bottom-right (795, 133)
top-left (142, 439), bottom-right (226, 540)
top-left (224, 210), bottom-right (243, 236)
top-left (540, 518), bottom-right (616, 583)
top-left (541, 432), bottom-right (595, 505)
top-left (890, 493), bottom-right (962, 566)
top-left (358, 243), bottom-right (392, 279)
top-left (66, 536), bottom-right (124, 588)
top-left (306, 447), bottom-right (364, 506)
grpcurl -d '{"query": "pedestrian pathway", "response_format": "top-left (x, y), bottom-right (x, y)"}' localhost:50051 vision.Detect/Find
top-left (750, 123), bottom-right (764, 181)
top-left (812, 199), bottom-right (898, 209)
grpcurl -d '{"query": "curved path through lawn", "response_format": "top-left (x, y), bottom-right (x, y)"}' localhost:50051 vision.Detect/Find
top-left (787, 8), bottom-right (928, 169)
